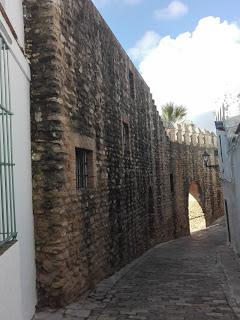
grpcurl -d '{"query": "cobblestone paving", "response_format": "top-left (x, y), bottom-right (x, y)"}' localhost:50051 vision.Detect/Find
top-left (35, 221), bottom-right (240, 320)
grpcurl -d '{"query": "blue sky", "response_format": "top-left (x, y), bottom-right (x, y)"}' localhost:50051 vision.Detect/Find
top-left (92, 0), bottom-right (240, 130)
top-left (93, 0), bottom-right (240, 51)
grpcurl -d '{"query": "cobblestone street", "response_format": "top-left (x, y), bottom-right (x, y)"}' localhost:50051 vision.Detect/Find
top-left (36, 220), bottom-right (240, 320)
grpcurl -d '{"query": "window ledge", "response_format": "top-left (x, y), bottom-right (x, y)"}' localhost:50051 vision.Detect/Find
top-left (76, 187), bottom-right (97, 194)
top-left (0, 240), bottom-right (17, 256)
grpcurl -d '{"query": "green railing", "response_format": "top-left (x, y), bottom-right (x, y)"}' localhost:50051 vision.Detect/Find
top-left (0, 35), bottom-right (16, 246)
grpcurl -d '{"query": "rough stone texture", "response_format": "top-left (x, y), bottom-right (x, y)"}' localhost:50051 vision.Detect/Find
top-left (34, 220), bottom-right (240, 320)
top-left (169, 140), bottom-right (223, 238)
top-left (24, 0), bottom-right (224, 308)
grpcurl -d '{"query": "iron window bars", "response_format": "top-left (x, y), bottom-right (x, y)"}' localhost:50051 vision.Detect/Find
top-left (122, 122), bottom-right (130, 154)
top-left (0, 35), bottom-right (16, 246)
top-left (76, 148), bottom-right (88, 189)
top-left (129, 70), bottom-right (135, 99)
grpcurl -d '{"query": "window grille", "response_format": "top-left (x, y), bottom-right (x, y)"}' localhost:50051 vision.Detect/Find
top-left (0, 35), bottom-right (16, 245)
top-left (122, 122), bottom-right (130, 154)
top-left (170, 174), bottom-right (174, 193)
top-left (129, 70), bottom-right (135, 99)
top-left (76, 148), bottom-right (88, 189)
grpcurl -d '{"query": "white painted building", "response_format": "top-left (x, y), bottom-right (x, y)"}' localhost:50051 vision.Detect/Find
top-left (216, 103), bottom-right (240, 254)
top-left (0, 1), bottom-right (36, 320)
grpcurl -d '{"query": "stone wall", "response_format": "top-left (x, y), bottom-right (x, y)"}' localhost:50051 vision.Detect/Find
top-left (24, 0), bottom-right (224, 308)
top-left (170, 140), bottom-right (223, 238)
top-left (167, 124), bottom-right (223, 237)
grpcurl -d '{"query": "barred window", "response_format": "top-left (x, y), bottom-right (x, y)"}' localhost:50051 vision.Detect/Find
top-left (170, 174), bottom-right (174, 193)
top-left (129, 70), bottom-right (135, 99)
top-left (76, 148), bottom-right (88, 189)
top-left (75, 148), bottom-right (94, 189)
top-left (0, 35), bottom-right (16, 245)
top-left (122, 122), bottom-right (130, 154)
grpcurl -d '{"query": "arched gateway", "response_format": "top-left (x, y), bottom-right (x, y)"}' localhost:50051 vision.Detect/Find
top-left (188, 182), bottom-right (206, 233)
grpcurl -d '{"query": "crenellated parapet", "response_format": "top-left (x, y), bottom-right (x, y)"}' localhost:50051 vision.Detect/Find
top-left (166, 123), bottom-right (217, 148)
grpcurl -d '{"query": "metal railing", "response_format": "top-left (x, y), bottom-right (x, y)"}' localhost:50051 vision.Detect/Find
top-left (0, 34), bottom-right (16, 245)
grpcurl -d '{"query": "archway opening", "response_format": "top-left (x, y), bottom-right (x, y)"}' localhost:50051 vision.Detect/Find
top-left (188, 182), bottom-right (206, 233)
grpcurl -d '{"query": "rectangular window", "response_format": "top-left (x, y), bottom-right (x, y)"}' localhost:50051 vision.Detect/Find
top-left (75, 148), bottom-right (95, 189)
top-left (0, 35), bottom-right (16, 246)
top-left (122, 122), bottom-right (130, 154)
top-left (170, 174), bottom-right (174, 193)
top-left (129, 70), bottom-right (135, 99)
top-left (76, 148), bottom-right (88, 189)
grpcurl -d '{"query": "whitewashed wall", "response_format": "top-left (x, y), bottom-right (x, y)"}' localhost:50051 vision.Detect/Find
top-left (217, 124), bottom-right (240, 255)
top-left (1, 0), bottom-right (25, 48)
top-left (0, 243), bottom-right (23, 320)
top-left (229, 143), bottom-right (240, 253)
top-left (0, 5), bottom-right (36, 320)
top-left (222, 139), bottom-right (240, 254)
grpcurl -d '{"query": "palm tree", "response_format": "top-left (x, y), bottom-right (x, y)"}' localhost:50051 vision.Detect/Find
top-left (161, 102), bottom-right (187, 127)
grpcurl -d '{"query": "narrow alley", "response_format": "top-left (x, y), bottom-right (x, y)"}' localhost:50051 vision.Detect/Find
top-left (36, 220), bottom-right (240, 320)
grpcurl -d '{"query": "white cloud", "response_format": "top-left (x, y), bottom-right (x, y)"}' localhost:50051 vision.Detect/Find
top-left (139, 17), bottom-right (240, 124)
top-left (154, 0), bottom-right (188, 20)
top-left (128, 31), bottom-right (161, 63)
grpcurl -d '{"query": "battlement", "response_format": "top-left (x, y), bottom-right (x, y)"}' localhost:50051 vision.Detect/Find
top-left (166, 123), bottom-right (218, 148)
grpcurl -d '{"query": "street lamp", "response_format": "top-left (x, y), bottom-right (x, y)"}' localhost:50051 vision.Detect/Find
top-left (202, 151), bottom-right (219, 169)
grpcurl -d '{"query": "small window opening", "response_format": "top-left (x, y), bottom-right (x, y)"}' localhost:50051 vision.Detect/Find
top-left (129, 70), bottom-right (135, 99)
top-left (217, 191), bottom-right (222, 208)
top-left (170, 174), bottom-right (174, 193)
top-left (122, 122), bottom-right (130, 154)
top-left (75, 148), bottom-right (94, 189)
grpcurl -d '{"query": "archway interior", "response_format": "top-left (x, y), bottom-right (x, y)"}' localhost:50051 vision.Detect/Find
top-left (188, 182), bottom-right (206, 233)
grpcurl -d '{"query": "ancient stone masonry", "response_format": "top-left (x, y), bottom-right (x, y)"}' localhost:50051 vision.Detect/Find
top-left (24, 0), bottom-right (224, 308)
top-left (167, 124), bottom-right (223, 237)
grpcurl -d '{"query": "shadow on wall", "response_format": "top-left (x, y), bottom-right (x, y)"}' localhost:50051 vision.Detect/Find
top-left (188, 182), bottom-right (206, 233)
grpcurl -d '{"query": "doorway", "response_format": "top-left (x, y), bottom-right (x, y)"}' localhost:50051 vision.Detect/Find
top-left (188, 182), bottom-right (206, 233)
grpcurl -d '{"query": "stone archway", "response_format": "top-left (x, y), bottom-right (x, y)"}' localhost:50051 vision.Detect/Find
top-left (188, 182), bottom-right (206, 233)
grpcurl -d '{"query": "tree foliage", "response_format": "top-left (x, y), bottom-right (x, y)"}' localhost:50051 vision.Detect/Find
top-left (161, 102), bottom-right (187, 127)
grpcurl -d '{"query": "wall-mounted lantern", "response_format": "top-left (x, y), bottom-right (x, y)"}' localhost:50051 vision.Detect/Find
top-left (215, 121), bottom-right (225, 131)
top-left (202, 151), bottom-right (219, 169)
